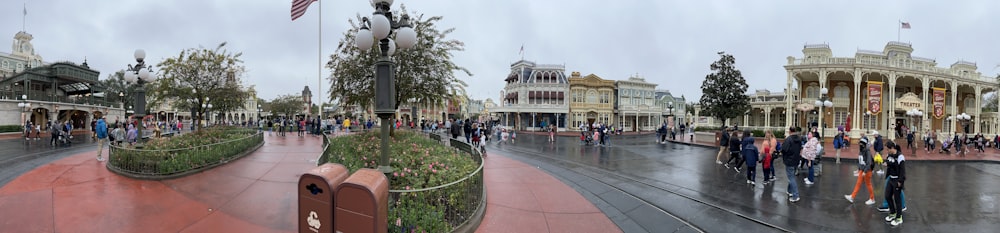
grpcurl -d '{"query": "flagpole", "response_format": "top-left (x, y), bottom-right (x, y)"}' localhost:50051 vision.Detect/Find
top-left (897, 20), bottom-right (900, 41)
top-left (318, 0), bottom-right (323, 119)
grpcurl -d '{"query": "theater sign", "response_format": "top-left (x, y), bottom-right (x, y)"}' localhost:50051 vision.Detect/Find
top-left (895, 93), bottom-right (922, 111)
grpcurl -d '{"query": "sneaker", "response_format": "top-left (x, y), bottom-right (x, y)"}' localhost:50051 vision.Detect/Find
top-left (877, 170), bottom-right (885, 174)
top-left (789, 197), bottom-right (800, 202)
top-left (865, 199), bottom-right (876, 205)
top-left (724, 164), bottom-right (730, 168)
top-left (885, 214), bottom-right (896, 222)
top-left (750, 181), bottom-right (756, 185)
top-left (903, 207), bottom-right (907, 211)
top-left (804, 178), bottom-right (814, 185)
top-left (877, 207), bottom-right (889, 212)
top-left (735, 168), bottom-right (741, 173)
top-left (746, 180), bottom-right (751, 184)
top-left (853, 171), bottom-right (859, 177)
top-left (716, 160), bottom-right (723, 165)
top-left (844, 195), bottom-right (854, 203)
top-left (890, 217), bottom-right (903, 226)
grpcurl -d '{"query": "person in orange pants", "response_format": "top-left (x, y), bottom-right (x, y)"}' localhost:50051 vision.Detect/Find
top-left (845, 135), bottom-right (876, 204)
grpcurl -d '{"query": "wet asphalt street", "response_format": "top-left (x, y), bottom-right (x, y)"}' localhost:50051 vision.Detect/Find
top-left (487, 133), bottom-right (1000, 233)
top-left (0, 136), bottom-right (97, 187)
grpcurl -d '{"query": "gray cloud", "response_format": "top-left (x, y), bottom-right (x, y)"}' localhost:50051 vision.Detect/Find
top-left (3, 0), bottom-right (998, 105)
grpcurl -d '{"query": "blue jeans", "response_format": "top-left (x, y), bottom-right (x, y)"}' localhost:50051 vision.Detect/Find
top-left (807, 161), bottom-right (815, 182)
top-left (785, 166), bottom-right (799, 198)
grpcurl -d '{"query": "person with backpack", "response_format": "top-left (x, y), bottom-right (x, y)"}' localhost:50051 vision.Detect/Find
top-left (873, 131), bottom-right (885, 174)
top-left (833, 130), bottom-right (845, 164)
top-left (845, 132), bottom-right (876, 205)
top-left (716, 127), bottom-right (730, 164)
top-left (95, 117), bottom-right (109, 161)
top-left (781, 126), bottom-right (804, 202)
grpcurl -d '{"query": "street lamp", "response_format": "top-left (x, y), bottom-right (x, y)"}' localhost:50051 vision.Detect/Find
top-left (123, 49), bottom-right (155, 146)
top-left (354, 0), bottom-right (418, 176)
top-left (864, 110), bottom-right (873, 135)
top-left (957, 113), bottom-right (971, 134)
top-left (906, 109), bottom-right (923, 155)
top-left (17, 94), bottom-right (31, 125)
top-left (202, 103), bottom-right (213, 125)
top-left (814, 87), bottom-right (833, 138)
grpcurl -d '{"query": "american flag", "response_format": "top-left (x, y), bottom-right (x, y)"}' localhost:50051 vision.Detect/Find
top-left (291, 0), bottom-right (318, 21)
top-left (900, 22), bottom-right (911, 29)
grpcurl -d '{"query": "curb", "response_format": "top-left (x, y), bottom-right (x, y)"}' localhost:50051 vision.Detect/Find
top-left (667, 140), bottom-right (1000, 164)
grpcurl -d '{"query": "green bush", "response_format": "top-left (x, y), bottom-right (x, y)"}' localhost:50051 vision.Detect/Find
top-left (109, 126), bottom-right (262, 175)
top-left (326, 131), bottom-right (478, 233)
top-left (0, 125), bottom-right (23, 133)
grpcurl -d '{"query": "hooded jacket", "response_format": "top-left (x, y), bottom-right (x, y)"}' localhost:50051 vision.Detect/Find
top-left (95, 119), bottom-right (108, 139)
top-left (885, 151), bottom-right (906, 185)
top-left (801, 137), bottom-right (819, 161)
top-left (781, 133), bottom-right (803, 166)
top-left (742, 139), bottom-right (759, 165)
top-left (857, 137), bottom-right (875, 172)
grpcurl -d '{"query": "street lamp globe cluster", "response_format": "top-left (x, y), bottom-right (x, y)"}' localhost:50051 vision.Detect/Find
top-left (814, 87), bottom-right (833, 138)
top-left (353, 0), bottom-right (418, 176)
top-left (123, 49), bottom-right (156, 145)
top-left (953, 113), bottom-right (972, 133)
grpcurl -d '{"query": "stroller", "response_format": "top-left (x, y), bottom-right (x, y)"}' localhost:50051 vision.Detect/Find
top-left (581, 132), bottom-right (594, 145)
top-left (940, 139), bottom-right (952, 154)
top-left (56, 130), bottom-right (72, 146)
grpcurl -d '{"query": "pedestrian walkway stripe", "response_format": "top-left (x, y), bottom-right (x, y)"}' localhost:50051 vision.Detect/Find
top-left (497, 145), bottom-right (795, 233)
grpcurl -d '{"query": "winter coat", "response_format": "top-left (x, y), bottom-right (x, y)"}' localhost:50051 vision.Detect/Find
top-left (729, 136), bottom-right (741, 153)
top-left (719, 131), bottom-right (730, 147)
top-left (742, 143), bottom-right (759, 166)
top-left (857, 137), bottom-right (874, 172)
top-left (873, 135), bottom-right (884, 152)
top-left (832, 133), bottom-right (844, 149)
top-left (801, 137), bottom-right (819, 161)
top-left (885, 152), bottom-right (907, 187)
top-left (95, 119), bottom-right (108, 139)
top-left (781, 134), bottom-right (803, 166)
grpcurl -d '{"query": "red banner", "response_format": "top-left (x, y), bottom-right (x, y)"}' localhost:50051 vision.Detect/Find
top-left (933, 87), bottom-right (946, 119)
top-left (867, 82), bottom-right (883, 114)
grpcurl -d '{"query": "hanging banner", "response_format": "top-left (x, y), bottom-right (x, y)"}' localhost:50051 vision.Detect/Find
top-left (933, 87), bottom-right (946, 119)
top-left (867, 81), bottom-right (883, 115)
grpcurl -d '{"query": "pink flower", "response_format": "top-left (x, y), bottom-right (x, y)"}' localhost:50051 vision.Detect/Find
top-left (400, 172), bottom-right (405, 177)
top-left (428, 164), bottom-right (433, 169)
top-left (432, 169), bottom-right (437, 173)
top-left (396, 218), bottom-right (402, 226)
top-left (405, 186), bottom-right (411, 190)
top-left (393, 172), bottom-right (399, 177)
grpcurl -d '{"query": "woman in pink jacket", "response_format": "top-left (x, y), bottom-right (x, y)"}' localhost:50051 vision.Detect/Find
top-left (801, 131), bottom-right (820, 185)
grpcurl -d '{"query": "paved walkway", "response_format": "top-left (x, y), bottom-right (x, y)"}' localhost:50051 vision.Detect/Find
top-left (0, 131), bottom-right (620, 232)
top-left (667, 136), bottom-right (1000, 162)
top-left (475, 154), bottom-right (621, 233)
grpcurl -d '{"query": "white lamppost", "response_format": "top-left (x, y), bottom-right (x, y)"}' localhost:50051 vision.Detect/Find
top-left (124, 49), bottom-right (155, 145)
top-left (906, 109), bottom-right (923, 154)
top-left (17, 94), bottom-right (31, 126)
top-left (814, 87), bottom-right (833, 138)
top-left (354, 0), bottom-right (418, 176)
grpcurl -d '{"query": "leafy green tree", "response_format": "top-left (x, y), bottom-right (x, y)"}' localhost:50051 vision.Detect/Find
top-left (699, 51), bottom-right (750, 126)
top-left (327, 9), bottom-right (470, 114)
top-left (269, 94), bottom-right (305, 118)
top-left (99, 70), bottom-right (134, 109)
top-left (151, 42), bottom-right (247, 131)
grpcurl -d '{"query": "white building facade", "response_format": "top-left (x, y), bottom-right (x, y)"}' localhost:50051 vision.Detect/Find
top-left (494, 60), bottom-right (569, 131)
top-left (615, 75), bottom-right (660, 131)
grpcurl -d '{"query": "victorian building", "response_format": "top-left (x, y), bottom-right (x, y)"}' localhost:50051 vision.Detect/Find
top-left (784, 42), bottom-right (999, 140)
top-left (615, 75), bottom-right (660, 131)
top-left (495, 60), bottom-right (569, 131)
top-left (567, 72), bottom-right (615, 130)
top-left (655, 90), bottom-right (688, 129)
top-left (1, 30), bottom-right (124, 128)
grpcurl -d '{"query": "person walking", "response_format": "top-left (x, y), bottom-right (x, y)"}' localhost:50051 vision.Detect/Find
top-left (760, 130), bottom-right (777, 183)
top-left (833, 130), bottom-right (845, 164)
top-left (548, 124), bottom-right (556, 142)
top-left (781, 127), bottom-right (804, 202)
top-left (883, 141), bottom-right (907, 226)
top-left (112, 123), bottom-right (125, 146)
top-left (873, 131), bottom-right (885, 174)
top-left (801, 131), bottom-right (820, 185)
top-left (464, 120), bottom-right (473, 143)
top-left (343, 117), bottom-right (351, 134)
top-left (845, 135), bottom-right (876, 205)
top-left (49, 121), bottom-right (60, 146)
top-left (95, 117), bottom-right (109, 161)
top-left (742, 133), bottom-right (759, 185)
top-left (716, 127), bottom-right (730, 164)
top-left (725, 131), bottom-right (742, 172)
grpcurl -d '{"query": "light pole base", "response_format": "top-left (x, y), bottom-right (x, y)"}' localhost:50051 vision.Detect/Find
top-left (377, 165), bottom-right (393, 176)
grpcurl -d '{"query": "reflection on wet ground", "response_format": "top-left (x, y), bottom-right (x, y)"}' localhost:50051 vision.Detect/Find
top-left (491, 133), bottom-right (1000, 232)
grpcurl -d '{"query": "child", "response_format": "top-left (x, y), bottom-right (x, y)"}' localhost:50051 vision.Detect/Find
top-left (760, 137), bottom-right (774, 184)
top-left (742, 138), bottom-right (759, 185)
top-left (883, 141), bottom-right (906, 226)
top-left (510, 130), bottom-right (516, 144)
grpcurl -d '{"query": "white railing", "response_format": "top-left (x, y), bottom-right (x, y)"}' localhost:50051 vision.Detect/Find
top-left (790, 57), bottom-right (997, 83)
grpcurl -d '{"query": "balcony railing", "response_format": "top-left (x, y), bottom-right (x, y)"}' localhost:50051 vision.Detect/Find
top-left (0, 90), bottom-right (119, 108)
top-left (789, 57), bottom-right (997, 83)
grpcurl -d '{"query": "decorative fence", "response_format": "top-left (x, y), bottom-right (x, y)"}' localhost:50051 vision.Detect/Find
top-left (320, 129), bottom-right (486, 233)
top-left (107, 129), bottom-right (264, 179)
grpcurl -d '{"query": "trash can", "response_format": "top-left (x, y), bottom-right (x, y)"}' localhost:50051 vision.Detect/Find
top-left (298, 163), bottom-right (349, 233)
top-left (335, 168), bottom-right (389, 233)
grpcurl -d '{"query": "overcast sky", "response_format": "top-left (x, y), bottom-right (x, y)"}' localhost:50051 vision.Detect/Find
top-left (3, 0), bottom-right (999, 104)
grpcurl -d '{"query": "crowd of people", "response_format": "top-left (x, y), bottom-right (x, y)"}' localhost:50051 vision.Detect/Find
top-left (715, 126), bottom-right (908, 226)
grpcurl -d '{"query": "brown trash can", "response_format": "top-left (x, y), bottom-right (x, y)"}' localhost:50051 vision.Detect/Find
top-left (299, 163), bottom-right (349, 233)
top-left (335, 168), bottom-right (389, 233)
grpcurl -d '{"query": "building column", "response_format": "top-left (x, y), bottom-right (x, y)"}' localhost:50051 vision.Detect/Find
top-left (785, 70), bottom-right (794, 132)
top-left (950, 81), bottom-right (958, 134)
top-left (818, 69), bottom-right (827, 135)
top-left (886, 72), bottom-right (896, 139)
top-left (743, 114), bottom-right (749, 128)
top-left (764, 107), bottom-right (772, 128)
top-left (921, 77), bottom-right (929, 134)
top-left (852, 69), bottom-right (862, 137)
top-left (976, 86), bottom-right (982, 133)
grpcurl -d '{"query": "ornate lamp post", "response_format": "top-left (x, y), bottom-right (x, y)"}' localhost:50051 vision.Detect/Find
top-left (814, 87), bottom-right (833, 139)
top-left (354, 0), bottom-right (418, 176)
top-left (17, 94), bottom-right (31, 125)
top-left (906, 109), bottom-right (923, 155)
top-left (123, 49), bottom-right (155, 145)
top-left (202, 103), bottom-right (214, 126)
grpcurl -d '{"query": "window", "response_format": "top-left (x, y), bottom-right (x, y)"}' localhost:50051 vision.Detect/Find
top-left (587, 90), bottom-right (598, 103)
top-left (600, 92), bottom-right (610, 104)
top-left (805, 85), bottom-right (819, 99)
top-left (834, 85), bottom-right (849, 99)
top-left (833, 108), bottom-right (848, 128)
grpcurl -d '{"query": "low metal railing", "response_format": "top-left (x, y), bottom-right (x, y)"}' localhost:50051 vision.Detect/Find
top-left (107, 129), bottom-right (263, 179)
top-left (321, 130), bottom-right (485, 233)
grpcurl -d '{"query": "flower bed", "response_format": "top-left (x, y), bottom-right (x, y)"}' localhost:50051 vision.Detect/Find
top-left (325, 131), bottom-right (481, 233)
top-left (108, 126), bottom-right (263, 178)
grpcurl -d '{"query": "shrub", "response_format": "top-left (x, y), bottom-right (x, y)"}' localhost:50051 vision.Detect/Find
top-left (326, 131), bottom-right (478, 233)
top-left (109, 126), bottom-right (261, 175)
top-left (0, 125), bottom-right (22, 133)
